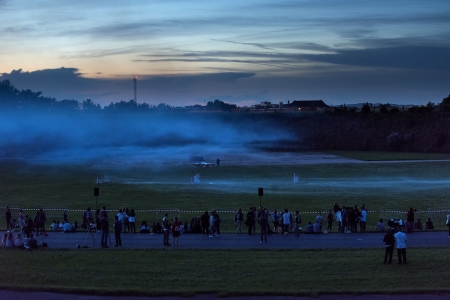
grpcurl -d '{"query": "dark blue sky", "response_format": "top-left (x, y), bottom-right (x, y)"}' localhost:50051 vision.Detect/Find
top-left (0, 0), bottom-right (449, 106)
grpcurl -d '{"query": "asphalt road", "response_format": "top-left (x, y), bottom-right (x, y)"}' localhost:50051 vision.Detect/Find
top-left (13, 230), bottom-right (450, 249)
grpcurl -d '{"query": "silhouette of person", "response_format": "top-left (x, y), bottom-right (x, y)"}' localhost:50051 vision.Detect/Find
top-left (216, 158), bottom-right (220, 166)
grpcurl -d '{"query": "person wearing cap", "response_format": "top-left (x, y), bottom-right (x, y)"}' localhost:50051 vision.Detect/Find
top-left (394, 227), bottom-right (407, 264)
top-left (383, 228), bottom-right (395, 264)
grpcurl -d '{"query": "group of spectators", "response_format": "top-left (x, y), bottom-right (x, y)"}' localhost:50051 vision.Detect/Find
top-left (1, 231), bottom-right (38, 249)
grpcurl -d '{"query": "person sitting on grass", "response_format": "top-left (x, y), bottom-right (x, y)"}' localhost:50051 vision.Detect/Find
top-left (14, 233), bottom-right (24, 247)
top-left (151, 222), bottom-right (158, 234)
top-left (313, 220), bottom-right (321, 233)
top-left (58, 222), bottom-right (64, 231)
top-left (376, 219), bottom-right (385, 231)
top-left (183, 221), bottom-right (190, 233)
top-left (1, 233), bottom-right (7, 246)
top-left (63, 221), bottom-right (74, 233)
top-left (26, 234), bottom-right (38, 249)
top-left (50, 220), bottom-right (58, 231)
top-left (5, 232), bottom-right (14, 247)
top-left (140, 221), bottom-right (150, 233)
top-left (414, 218), bottom-right (423, 230)
top-left (305, 221), bottom-right (314, 233)
top-left (10, 218), bottom-right (17, 229)
top-left (72, 221), bottom-right (79, 232)
top-left (424, 218), bottom-right (434, 229)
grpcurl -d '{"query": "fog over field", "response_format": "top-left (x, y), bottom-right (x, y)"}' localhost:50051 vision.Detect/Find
top-left (0, 111), bottom-right (296, 164)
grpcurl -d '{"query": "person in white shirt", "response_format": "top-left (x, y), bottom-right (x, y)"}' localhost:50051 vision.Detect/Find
top-left (63, 222), bottom-right (73, 233)
top-left (282, 209), bottom-right (290, 233)
top-left (360, 209), bottom-right (367, 231)
top-left (14, 233), bottom-right (24, 247)
top-left (50, 221), bottom-right (58, 231)
top-left (394, 228), bottom-right (407, 264)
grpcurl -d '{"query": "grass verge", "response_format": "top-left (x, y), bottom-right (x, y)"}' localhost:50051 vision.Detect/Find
top-left (0, 247), bottom-right (449, 296)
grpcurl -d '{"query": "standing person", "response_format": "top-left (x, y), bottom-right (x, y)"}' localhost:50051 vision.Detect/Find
top-left (246, 208), bottom-right (254, 235)
top-left (95, 209), bottom-right (101, 233)
top-left (216, 158), bottom-right (220, 166)
top-left (259, 211), bottom-right (268, 243)
top-left (383, 228), bottom-right (395, 264)
top-left (282, 209), bottom-right (290, 234)
top-left (117, 209), bottom-right (124, 232)
top-left (341, 206), bottom-right (348, 233)
top-left (24, 215), bottom-right (33, 238)
top-left (214, 211), bottom-right (221, 236)
top-left (294, 211), bottom-right (302, 237)
top-left (172, 216), bottom-right (180, 246)
top-left (360, 208), bottom-right (367, 231)
top-left (335, 208), bottom-right (342, 232)
top-left (200, 211), bottom-right (210, 236)
top-left (273, 209), bottom-right (280, 233)
top-left (394, 228), bottom-right (407, 264)
top-left (5, 207), bottom-right (12, 231)
top-left (128, 209), bottom-right (137, 233)
top-left (124, 208), bottom-right (129, 233)
top-left (406, 208), bottom-right (414, 233)
top-left (85, 207), bottom-right (93, 226)
top-left (447, 213), bottom-right (450, 238)
top-left (38, 209), bottom-right (47, 236)
top-left (63, 210), bottom-right (69, 223)
top-left (326, 210), bottom-right (333, 231)
top-left (333, 202), bottom-right (339, 214)
top-left (162, 213), bottom-right (171, 246)
top-left (316, 212), bottom-right (324, 232)
top-left (114, 215), bottom-right (122, 247)
top-left (209, 210), bottom-right (216, 237)
top-left (101, 214), bottom-right (110, 248)
top-left (18, 209), bottom-right (25, 234)
top-left (235, 208), bottom-right (243, 234)
top-left (121, 208), bottom-right (128, 233)
top-left (101, 206), bottom-right (108, 219)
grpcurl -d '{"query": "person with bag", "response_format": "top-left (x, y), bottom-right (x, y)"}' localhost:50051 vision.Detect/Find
top-left (172, 216), bottom-right (180, 246)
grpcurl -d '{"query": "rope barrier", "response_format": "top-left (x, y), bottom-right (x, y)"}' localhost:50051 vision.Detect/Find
top-left (1, 206), bottom-right (449, 214)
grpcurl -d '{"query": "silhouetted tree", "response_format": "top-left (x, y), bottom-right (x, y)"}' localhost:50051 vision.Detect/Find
top-left (361, 103), bottom-right (371, 114)
top-left (440, 94), bottom-right (450, 112)
top-left (82, 99), bottom-right (101, 111)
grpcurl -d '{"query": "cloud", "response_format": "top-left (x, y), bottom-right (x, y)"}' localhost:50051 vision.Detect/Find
top-left (301, 46), bottom-right (450, 70)
top-left (0, 68), bottom-right (256, 104)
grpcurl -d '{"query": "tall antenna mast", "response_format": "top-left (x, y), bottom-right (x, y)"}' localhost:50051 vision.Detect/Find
top-left (133, 75), bottom-right (137, 103)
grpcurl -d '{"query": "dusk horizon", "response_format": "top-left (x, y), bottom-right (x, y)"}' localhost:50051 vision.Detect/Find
top-left (1, 0), bottom-right (449, 106)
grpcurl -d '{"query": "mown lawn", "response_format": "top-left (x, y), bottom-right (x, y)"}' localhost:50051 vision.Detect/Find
top-left (0, 247), bottom-right (448, 296)
top-left (1, 156), bottom-right (450, 231)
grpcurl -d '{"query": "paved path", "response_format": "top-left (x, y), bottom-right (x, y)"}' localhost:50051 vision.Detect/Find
top-left (1, 290), bottom-right (449, 300)
top-left (13, 230), bottom-right (450, 249)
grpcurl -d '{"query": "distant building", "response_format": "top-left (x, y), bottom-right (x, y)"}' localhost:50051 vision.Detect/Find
top-left (284, 100), bottom-right (329, 112)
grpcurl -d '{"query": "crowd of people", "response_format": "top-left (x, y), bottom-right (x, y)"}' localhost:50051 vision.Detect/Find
top-left (2, 204), bottom-right (449, 250)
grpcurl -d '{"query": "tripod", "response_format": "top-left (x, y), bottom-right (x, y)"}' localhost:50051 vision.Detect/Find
top-left (83, 223), bottom-right (96, 248)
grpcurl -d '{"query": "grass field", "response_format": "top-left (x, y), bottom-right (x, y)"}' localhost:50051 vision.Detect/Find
top-left (0, 247), bottom-right (448, 296)
top-left (1, 152), bottom-right (450, 231)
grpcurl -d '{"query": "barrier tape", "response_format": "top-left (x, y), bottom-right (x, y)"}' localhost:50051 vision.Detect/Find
top-left (1, 206), bottom-right (449, 214)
